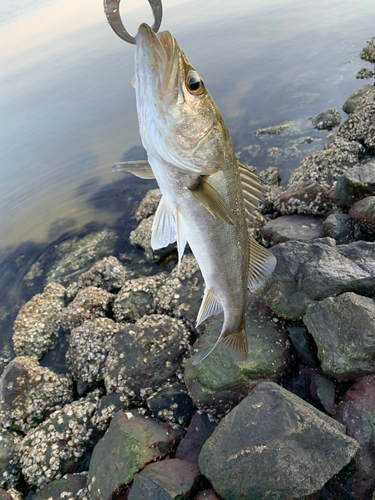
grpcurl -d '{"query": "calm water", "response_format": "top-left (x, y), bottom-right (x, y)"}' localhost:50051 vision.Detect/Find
top-left (1, 0), bottom-right (375, 354)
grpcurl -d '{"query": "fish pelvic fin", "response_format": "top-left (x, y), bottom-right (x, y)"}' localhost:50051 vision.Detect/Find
top-left (192, 325), bottom-right (248, 365)
top-left (195, 288), bottom-right (223, 328)
top-left (248, 235), bottom-right (277, 291)
top-left (176, 207), bottom-right (187, 267)
top-left (151, 197), bottom-right (176, 250)
top-left (112, 160), bottom-right (155, 179)
top-left (189, 178), bottom-right (235, 225)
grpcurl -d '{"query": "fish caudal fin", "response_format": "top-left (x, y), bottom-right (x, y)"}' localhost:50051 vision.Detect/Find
top-left (196, 288), bottom-right (223, 327)
top-left (151, 197), bottom-right (176, 250)
top-left (192, 326), bottom-right (248, 365)
top-left (248, 236), bottom-right (277, 291)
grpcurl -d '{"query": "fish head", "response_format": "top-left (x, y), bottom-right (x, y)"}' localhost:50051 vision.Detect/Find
top-left (135, 23), bottom-right (227, 175)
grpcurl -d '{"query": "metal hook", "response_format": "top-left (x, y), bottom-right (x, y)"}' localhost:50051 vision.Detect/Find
top-left (104, 0), bottom-right (162, 44)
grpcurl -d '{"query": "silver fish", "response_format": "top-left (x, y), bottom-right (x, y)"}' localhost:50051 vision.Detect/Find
top-left (117, 24), bottom-right (276, 364)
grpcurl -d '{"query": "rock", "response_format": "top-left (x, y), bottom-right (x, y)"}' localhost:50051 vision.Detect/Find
top-left (0, 356), bottom-right (73, 432)
top-left (104, 315), bottom-right (190, 404)
top-left (184, 293), bottom-right (290, 413)
top-left (88, 410), bottom-right (184, 500)
top-left (323, 214), bottom-right (355, 244)
top-left (0, 431), bottom-right (21, 489)
top-left (288, 136), bottom-right (360, 190)
top-left (199, 382), bottom-right (359, 499)
top-left (128, 459), bottom-right (200, 500)
top-left (258, 166), bottom-right (281, 186)
top-left (134, 188), bottom-right (162, 221)
top-left (303, 292), bottom-right (375, 381)
top-left (285, 370), bottom-right (313, 401)
top-left (194, 490), bottom-right (220, 500)
top-left (274, 181), bottom-right (333, 216)
top-left (342, 85), bottom-right (375, 114)
top-left (288, 326), bottom-right (318, 367)
top-left (310, 374), bottom-right (336, 415)
top-left (60, 287), bottom-right (113, 331)
top-left (330, 159), bottom-right (375, 207)
top-left (154, 255), bottom-right (204, 327)
top-left (312, 109), bottom-right (342, 130)
top-left (356, 68), bottom-right (374, 79)
top-left (19, 391), bottom-right (100, 490)
top-left (112, 273), bottom-right (166, 323)
top-left (254, 122), bottom-right (294, 135)
top-left (257, 238), bottom-right (375, 320)
top-left (261, 215), bottom-right (324, 245)
top-left (336, 376), bottom-right (375, 499)
top-left (147, 382), bottom-right (196, 427)
top-left (91, 393), bottom-right (124, 433)
top-left (349, 196), bottom-right (375, 232)
top-left (13, 282), bottom-right (66, 359)
top-left (66, 318), bottom-right (123, 396)
top-left (0, 491), bottom-right (12, 500)
top-left (176, 412), bottom-right (217, 463)
top-left (32, 474), bottom-right (88, 500)
top-left (66, 256), bottom-right (130, 299)
top-left (129, 216), bottom-right (176, 262)
top-left (361, 38), bottom-right (375, 63)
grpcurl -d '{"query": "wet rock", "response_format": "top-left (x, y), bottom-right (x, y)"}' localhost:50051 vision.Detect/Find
top-left (154, 254), bottom-right (204, 327)
top-left (0, 356), bottom-right (73, 433)
top-left (0, 431), bottom-right (21, 489)
top-left (184, 294), bottom-right (290, 413)
top-left (134, 188), bottom-right (162, 221)
top-left (194, 490), bottom-right (220, 500)
top-left (257, 238), bottom-right (375, 320)
top-left (91, 393), bottom-right (124, 433)
top-left (336, 376), bottom-right (375, 499)
top-left (254, 122), bottom-right (294, 135)
top-left (147, 382), bottom-right (196, 426)
top-left (199, 382), bottom-right (359, 499)
top-left (312, 108), bottom-right (342, 130)
top-left (310, 374), bottom-right (336, 415)
top-left (19, 391), bottom-right (100, 490)
top-left (112, 273), bottom-right (166, 323)
top-left (66, 318), bottom-right (123, 396)
top-left (129, 215), bottom-right (176, 262)
top-left (356, 68), bottom-right (374, 79)
top-left (88, 410), bottom-right (184, 500)
top-left (330, 158), bottom-right (375, 207)
top-left (13, 282), bottom-right (66, 359)
top-left (303, 292), bottom-right (375, 381)
top-left (258, 166), bottom-right (281, 186)
top-left (288, 326), bottom-right (318, 367)
top-left (104, 315), bottom-right (190, 404)
top-left (349, 196), bottom-right (375, 232)
top-left (361, 38), bottom-right (375, 63)
top-left (285, 370), bottom-right (313, 401)
top-left (60, 287), bottom-right (113, 331)
top-left (274, 181), bottom-right (332, 216)
top-left (176, 412), bottom-right (217, 463)
top-left (129, 459), bottom-right (200, 500)
top-left (66, 257), bottom-right (130, 299)
top-left (342, 85), bottom-right (375, 114)
top-left (323, 214), bottom-right (355, 244)
top-left (261, 215), bottom-right (324, 245)
top-left (32, 474), bottom-right (88, 500)
top-left (288, 136), bottom-right (360, 190)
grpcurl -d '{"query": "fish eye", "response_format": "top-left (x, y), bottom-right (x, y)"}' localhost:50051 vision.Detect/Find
top-left (186, 71), bottom-right (204, 96)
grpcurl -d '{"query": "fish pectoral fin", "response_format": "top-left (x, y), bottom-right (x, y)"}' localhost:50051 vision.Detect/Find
top-left (151, 197), bottom-right (176, 250)
top-left (192, 345), bottom-right (217, 365)
top-left (190, 178), bottom-right (235, 225)
top-left (196, 288), bottom-right (223, 327)
top-left (247, 236), bottom-right (277, 291)
top-left (176, 207), bottom-right (187, 267)
top-left (113, 160), bottom-right (155, 179)
top-left (218, 326), bottom-right (248, 362)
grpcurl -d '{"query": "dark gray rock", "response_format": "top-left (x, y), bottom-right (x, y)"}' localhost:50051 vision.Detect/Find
top-left (104, 315), bottom-right (190, 404)
top-left (330, 159), bottom-right (375, 207)
top-left (342, 85), bottom-right (375, 114)
top-left (88, 410), bottom-right (184, 500)
top-left (310, 373), bottom-right (336, 415)
top-left (338, 90), bottom-right (375, 152)
top-left (32, 474), bottom-right (88, 500)
top-left (356, 68), bottom-right (374, 79)
top-left (129, 459), bottom-right (200, 500)
top-left (288, 326), bottom-right (318, 367)
top-left (194, 490), bottom-right (220, 500)
top-left (257, 238), bottom-right (375, 320)
top-left (303, 292), bottom-right (375, 381)
top-left (199, 382), bottom-right (359, 499)
top-left (274, 181), bottom-right (333, 216)
top-left (312, 109), bottom-right (342, 130)
top-left (147, 383), bottom-right (196, 427)
top-left (349, 196), bottom-right (375, 232)
top-left (261, 215), bottom-right (324, 245)
top-left (0, 431), bottom-right (20, 489)
top-left (323, 214), bottom-right (355, 244)
top-left (176, 412), bottom-right (217, 463)
top-left (361, 38), bottom-right (375, 63)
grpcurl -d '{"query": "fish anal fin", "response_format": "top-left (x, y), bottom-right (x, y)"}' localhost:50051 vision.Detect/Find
top-left (248, 236), bottom-right (277, 291)
top-left (176, 207), bottom-right (187, 267)
top-left (151, 197), bottom-right (176, 250)
top-left (218, 326), bottom-right (248, 362)
top-left (190, 179), bottom-right (235, 225)
top-left (113, 160), bottom-right (155, 179)
top-left (196, 289), bottom-right (223, 328)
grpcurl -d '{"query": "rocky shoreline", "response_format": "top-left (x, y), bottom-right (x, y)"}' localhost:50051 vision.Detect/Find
top-left (1, 43), bottom-right (375, 500)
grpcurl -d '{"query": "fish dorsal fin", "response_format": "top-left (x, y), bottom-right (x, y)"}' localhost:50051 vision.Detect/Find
top-left (190, 178), bottom-right (235, 225)
top-left (151, 197), bottom-right (176, 250)
top-left (247, 236), bottom-right (277, 291)
top-left (237, 161), bottom-right (265, 220)
top-left (218, 326), bottom-right (248, 362)
top-left (113, 160), bottom-right (155, 179)
top-left (196, 288), bottom-right (223, 328)
top-left (176, 207), bottom-right (188, 267)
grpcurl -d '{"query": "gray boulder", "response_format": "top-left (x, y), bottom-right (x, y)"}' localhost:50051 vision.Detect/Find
top-left (356, 68), bottom-right (374, 79)
top-left (199, 382), bottom-right (359, 499)
top-left (323, 214), bottom-right (355, 244)
top-left (342, 85), bottom-right (375, 114)
top-left (261, 215), bottom-right (324, 245)
top-left (273, 181), bottom-right (333, 216)
top-left (361, 38), bottom-right (375, 63)
top-left (312, 108), bottom-right (341, 130)
top-left (349, 196), bottom-right (375, 232)
top-left (330, 159), bottom-right (375, 207)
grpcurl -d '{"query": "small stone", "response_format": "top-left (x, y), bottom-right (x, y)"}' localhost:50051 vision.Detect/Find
top-left (323, 214), bottom-right (355, 244)
top-left (261, 215), bottom-right (324, 245)
top-left (288, 326), bottom-right (318, 368)
top-left (176, 412), bottom-right (217, 463)
top-left (349, 196), bottom-right (375, 232)
top-left (356, 68), bottom-right (374, 79)
top-left (147, 382), bottom-right (196, 427)
top-left (310, 374), bottom-right (336, 415)
top-left (312, 109), bottom-right (342, 130)
top-left (134, 189), bottom-right (162, 221)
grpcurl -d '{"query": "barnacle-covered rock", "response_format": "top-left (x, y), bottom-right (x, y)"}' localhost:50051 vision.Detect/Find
top-left (134, 188), bottom-right (162, 221)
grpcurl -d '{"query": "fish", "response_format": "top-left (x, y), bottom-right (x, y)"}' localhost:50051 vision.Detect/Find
top-left (117, 23), bottom-right (276, 364)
